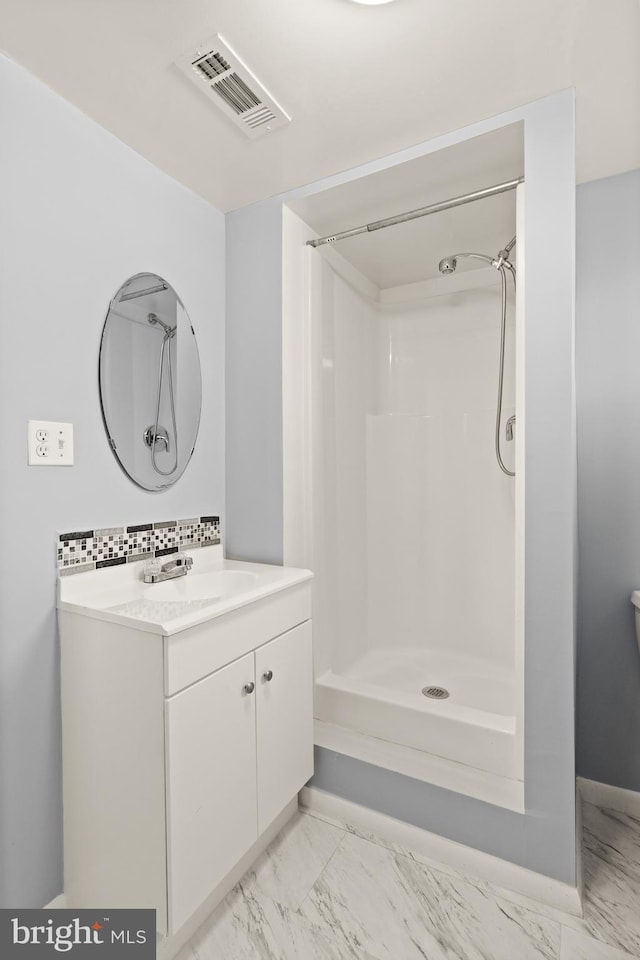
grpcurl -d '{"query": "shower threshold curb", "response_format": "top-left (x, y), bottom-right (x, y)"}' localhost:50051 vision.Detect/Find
top-left (314, 719), bottom-right (524, 813)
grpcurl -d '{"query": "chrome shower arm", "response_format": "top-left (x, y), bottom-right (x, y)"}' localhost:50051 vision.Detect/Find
top-left (452, 252), bottom-right (496, 266)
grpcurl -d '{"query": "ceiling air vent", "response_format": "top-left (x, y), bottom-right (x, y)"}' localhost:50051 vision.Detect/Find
top-left (175, 34), bottom-right (291, 140)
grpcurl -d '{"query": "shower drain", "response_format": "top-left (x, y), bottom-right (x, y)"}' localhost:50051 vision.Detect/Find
top-left (422, 686), bottom-right (450, 700)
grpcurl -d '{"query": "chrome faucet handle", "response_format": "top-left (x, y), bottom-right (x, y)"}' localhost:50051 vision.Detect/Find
top-left (142, 553), bottom-right (192, 583)
top-left (159, 552), bottom-right (192, 573)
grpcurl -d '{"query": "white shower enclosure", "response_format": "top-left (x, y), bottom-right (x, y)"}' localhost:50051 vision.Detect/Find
top-left (284, 126), bottom-right (527, 811)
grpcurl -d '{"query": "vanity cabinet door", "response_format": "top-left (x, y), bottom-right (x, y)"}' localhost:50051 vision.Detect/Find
top-left (255, 621), bottom-right (314, 833)
top-left (165, 652), bottom-right (258, 933)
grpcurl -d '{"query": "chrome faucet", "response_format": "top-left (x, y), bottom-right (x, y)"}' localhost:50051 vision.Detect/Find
top-left (143, 552), bottom-right (193, 584)
top-left (505, 415), bottom-right (516, 442)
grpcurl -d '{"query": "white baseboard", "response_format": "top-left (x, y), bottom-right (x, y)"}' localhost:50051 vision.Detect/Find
top-left (575, 780), bottom-right (584, 910)
top-left (578, 777), bottom-right (640, 818)
top-left (43, 894), bottom-right (67, 908)
top-left (300, 786), bottom-right (582, 918)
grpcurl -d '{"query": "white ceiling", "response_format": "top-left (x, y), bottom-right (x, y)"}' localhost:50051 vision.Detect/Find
top-left (0, 0), bottom-right (638, 212)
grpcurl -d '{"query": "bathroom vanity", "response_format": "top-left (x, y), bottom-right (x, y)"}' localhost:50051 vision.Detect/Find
top-left (57, 546), bottom-right (313, 935)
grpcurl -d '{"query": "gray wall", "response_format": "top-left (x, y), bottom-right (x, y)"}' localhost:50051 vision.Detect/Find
top-left (576, 169), bottom-right (640, 792)
top-left (227, 91), bottom-right (578, 885)
top-left (226, 201), bottom-right (283, 564)
top-left (0, 54), bottom-right (225, 907)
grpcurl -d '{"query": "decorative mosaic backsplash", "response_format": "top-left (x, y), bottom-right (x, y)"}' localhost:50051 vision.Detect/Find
top-left (57, 515), bottom-right (221, 576)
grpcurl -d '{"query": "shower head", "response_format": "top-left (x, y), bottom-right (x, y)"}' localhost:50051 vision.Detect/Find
top-left (438, 256), bottom-right (457, 275)
top-left (439, 251), bottom-right (500, 275)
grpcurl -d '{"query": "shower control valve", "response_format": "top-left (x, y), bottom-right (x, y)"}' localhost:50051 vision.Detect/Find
top-left (143, 424), bottom-right (170, 451)
top-left (505, 415), bottom-right (516, 442)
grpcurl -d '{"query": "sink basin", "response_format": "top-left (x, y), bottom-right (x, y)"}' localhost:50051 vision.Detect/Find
top-left (58, 543), bottom-right (312, 634)
top-left (144, 570), bottom-right (257, 603)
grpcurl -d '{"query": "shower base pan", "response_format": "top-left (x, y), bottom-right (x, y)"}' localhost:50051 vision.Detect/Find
top-left (314, 647), bottom-right (523, 811)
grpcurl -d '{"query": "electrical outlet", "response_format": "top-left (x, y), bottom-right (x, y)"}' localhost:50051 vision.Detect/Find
top-left (28, 421), bottom-right (74, 466)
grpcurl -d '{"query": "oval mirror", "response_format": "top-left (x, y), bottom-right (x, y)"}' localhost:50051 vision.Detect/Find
top-left (99, 272), bottom-right (202, 490)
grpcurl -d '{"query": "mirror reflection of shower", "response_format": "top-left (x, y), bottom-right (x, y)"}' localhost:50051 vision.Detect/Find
top-left (100, 272), bottom-right (202, 491)
top-left (144, 311), bottom-right (178, 477)
top-left (438, 237), bottom-right (516, 477)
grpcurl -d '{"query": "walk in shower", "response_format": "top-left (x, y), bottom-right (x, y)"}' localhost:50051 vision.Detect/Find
top-left (284, 125), bottom-right (526, 810)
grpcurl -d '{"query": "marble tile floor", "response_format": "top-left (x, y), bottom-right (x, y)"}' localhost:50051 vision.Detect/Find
top-left (176, 798), bottom-right (640, 960)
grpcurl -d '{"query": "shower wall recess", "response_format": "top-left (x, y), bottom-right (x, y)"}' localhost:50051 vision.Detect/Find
top-left (284, 206), bottom-right (525, 813)
top-left (227, 88), bottom-right (576, 887)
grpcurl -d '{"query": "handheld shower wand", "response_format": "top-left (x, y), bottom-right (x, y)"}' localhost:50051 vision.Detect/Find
top-left (438, 238), bottom-right (516, 477)
top-left (144, 313), bottom-right (178, 476)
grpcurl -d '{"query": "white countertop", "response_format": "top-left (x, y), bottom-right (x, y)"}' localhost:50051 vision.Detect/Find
top-left (57, 545), bottom-right (313, 636)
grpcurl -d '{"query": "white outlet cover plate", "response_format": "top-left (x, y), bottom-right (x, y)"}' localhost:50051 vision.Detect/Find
top-left (28, 420), bottom-right (74, 466)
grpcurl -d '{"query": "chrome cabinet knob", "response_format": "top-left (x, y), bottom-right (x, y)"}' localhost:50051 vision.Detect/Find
top-left (262, 670), bottom-right (273, 682)
top-left (243, 682), bottom-right (255, 695)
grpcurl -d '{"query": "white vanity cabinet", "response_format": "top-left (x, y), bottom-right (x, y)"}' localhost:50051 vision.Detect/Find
top-left (165, 621), bottom-right (313, 932)
top-left (59, 566), bottom-right (312, 937)
top-left (165, 651), bottom-right (258, 935)
top-left (255, 624), bottom-right (314, 833)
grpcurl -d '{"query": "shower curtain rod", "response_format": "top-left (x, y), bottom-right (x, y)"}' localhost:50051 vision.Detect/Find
top-left (119, 282), bottom-right (168, 302)
top-left (305, 176), bottom-right (524, 249)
